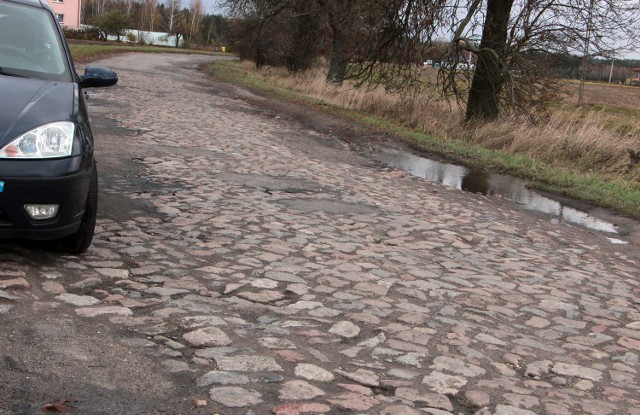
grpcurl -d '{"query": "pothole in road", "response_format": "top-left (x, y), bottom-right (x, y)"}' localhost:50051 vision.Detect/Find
top-left (278, 199), bottom-right (381, 215)
top-left (216, 172), bottom-right (324, 194)
top-left (216, 174), bottom-right (382, 214)
top-left (373, 146), bottom-right (632, 243)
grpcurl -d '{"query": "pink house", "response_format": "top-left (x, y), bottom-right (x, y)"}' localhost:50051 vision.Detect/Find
top-left (47, 0), bottom-right (82, 28)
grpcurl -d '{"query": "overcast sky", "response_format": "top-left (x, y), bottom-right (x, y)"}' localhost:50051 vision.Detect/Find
top-left (196, 0), bottom-right (225, 15)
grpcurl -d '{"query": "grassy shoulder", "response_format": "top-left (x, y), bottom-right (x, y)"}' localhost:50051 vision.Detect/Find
top-left (208, 60), bottom-right (640, 219)
top-left (68, 41), bottom-right (225, 63)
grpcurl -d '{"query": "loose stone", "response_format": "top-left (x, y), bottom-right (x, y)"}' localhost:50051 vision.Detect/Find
top-left (0, 290), bottom-right (19, 301)
top-left (551, 362), bottom-right (603, 381)
top-left (215, 355), bottom-right (283, 372)
top-left (395, 387), bottom-right (453, 411)
top-left (327, 392), bottom-right (380, 411)
top-left (328, 321), bottom-right (361, 338)
top-left (0, 278), bottom-right (30, 290)
top-left (95, 268), bottom-right (129, 279)
top-left (209, 386), bottom-right (262, 407)
top-left (421, 371), bottom-right (467, 394)
top-left (278, 380), bottom-right (325, 400)
top-left (294, 364), bottom-right (335, 382)
top-left (56, 293), bottom-right (101, 307)
top-left (41, 282), bottom-right (66, 295)
top-left (465, 390), bottom-right (490, 407)
top-left (75, 306), bottom-right (133, 317)
top-left (182, 327), bottom-right (232, 348)
top-left (431, 356), bottom-right (486, 377)
top-left (334, 369), bottom-right (380, 387)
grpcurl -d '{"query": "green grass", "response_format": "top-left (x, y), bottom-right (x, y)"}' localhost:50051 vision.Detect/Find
top-left (68, 41), bottom-right (224, 63)
top-left (207, 60), bottom-right (640, 219)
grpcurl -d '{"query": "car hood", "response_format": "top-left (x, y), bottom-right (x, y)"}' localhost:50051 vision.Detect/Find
top-left (0, 76), bottom-right (76, 147)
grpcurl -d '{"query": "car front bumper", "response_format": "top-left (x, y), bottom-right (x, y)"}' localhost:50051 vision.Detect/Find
top-left (0, 156), bottom-right (93, 240)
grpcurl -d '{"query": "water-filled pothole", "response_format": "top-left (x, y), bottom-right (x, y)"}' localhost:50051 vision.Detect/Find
top-left (374, 147), bottom-right (628, 243)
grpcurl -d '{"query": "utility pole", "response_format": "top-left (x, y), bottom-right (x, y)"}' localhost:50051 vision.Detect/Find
top-left (608, 58), bottom-right (614, 83)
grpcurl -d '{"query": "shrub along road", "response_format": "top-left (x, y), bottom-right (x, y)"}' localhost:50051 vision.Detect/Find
top-left (1, 53), bottom-right (639, 415)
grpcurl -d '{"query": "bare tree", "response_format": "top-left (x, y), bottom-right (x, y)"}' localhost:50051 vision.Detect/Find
top-left (125, 0), bottom-right (135, 18)
top-left (201, 14), bottom-right (228, 47)
top-left (313, 0), bottom-right (359, 84)
top-left (337, 0), bottom-right (445, 90)
top-left (83, 0), bottom-right (111, 21)
top-left (189, 0), bottom-right (204, 42)
top-left (165, 0), bottom-right (186, 47)
top-left (441, 0), bottom-right (640, 120)
top-left (223, 0), bottom-right (315, 68)
top-left (165, 0), bottom-right (181, 35)
top-left (205, 16), bottom-right (216, 46)
top-left (140, 0), bottom-right (159, 32)
top-left (222, 0), bottom-right (639, 119)
top-left (224, 0), bottom-right (444, 88)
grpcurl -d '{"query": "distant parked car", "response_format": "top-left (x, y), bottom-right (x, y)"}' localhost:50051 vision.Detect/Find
top-left (0, 0), bottom-right (118, 253)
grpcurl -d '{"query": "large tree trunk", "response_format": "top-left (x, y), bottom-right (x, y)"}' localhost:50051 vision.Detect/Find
top-left (287, 2), bottom-right (320, 72)
top-left (465, 0), bottom-right (514, 121)
top-left (321, 0), bottom-right (353, 85)
top-left (327, 28), bottom-right (348, 84)
top-left (254, 22), bottom-right (266, 68)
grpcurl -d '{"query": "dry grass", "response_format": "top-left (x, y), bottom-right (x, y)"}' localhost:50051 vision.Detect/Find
top-left (242, 61), bottom-right (640, 183)
top-left (465, 109), bottom-right (639, 174)
top-left (567, 80), bottom-right (640, 110)
top-left (246, 62), bottom-right (460, 135)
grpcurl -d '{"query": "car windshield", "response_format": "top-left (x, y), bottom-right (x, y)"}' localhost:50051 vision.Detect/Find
top-left (0, 1), bottom-right (71, 82)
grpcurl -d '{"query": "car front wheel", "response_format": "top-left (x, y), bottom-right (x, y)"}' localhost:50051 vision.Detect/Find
top-left (58, 164), bottom-right (97, 254)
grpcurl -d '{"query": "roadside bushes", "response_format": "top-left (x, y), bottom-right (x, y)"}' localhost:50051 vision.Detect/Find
top-left (63, 27), bottom-right (101, 41)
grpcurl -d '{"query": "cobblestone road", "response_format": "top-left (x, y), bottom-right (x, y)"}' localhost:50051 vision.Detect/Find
top-left (1, 54), bottom-right (639, 415)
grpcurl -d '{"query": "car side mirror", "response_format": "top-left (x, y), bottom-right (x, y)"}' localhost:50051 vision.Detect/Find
top-left (80, 66), bottom-right (118, 88)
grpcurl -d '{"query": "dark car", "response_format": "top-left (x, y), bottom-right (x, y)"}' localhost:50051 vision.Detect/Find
top-left (0, 0), bottom-right (117, 253)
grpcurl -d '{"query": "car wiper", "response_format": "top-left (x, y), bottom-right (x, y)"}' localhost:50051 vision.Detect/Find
top-left (0, 67), bottom-right (27, 78)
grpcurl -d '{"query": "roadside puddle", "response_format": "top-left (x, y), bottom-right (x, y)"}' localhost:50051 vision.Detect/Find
top-left (374, 147), bottom-right (628, 244)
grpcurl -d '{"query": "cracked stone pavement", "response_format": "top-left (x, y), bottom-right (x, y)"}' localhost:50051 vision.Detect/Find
top-left (1, 53), bottom-right (639, 415)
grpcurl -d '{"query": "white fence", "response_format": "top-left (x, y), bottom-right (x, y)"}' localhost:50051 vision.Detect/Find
top-left (106, 29), bottom-right (183, 47)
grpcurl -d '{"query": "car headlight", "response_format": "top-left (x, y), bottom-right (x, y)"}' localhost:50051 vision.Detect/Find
top-left (0, 122), bottom-right (75, 159)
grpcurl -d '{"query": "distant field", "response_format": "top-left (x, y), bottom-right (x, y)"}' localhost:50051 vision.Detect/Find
top-left (567, 81), bottom-right (640, 111)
